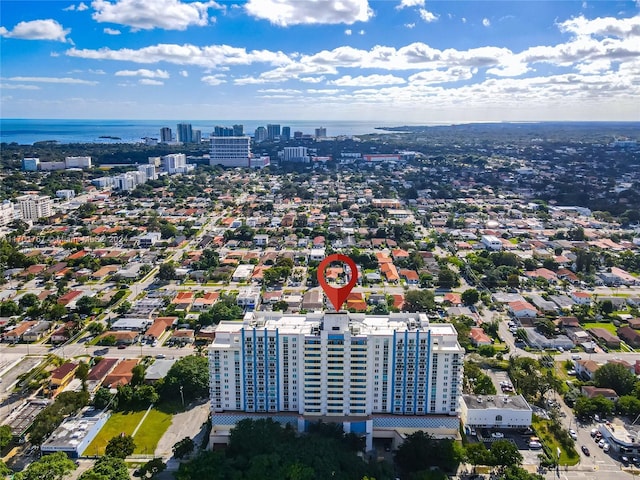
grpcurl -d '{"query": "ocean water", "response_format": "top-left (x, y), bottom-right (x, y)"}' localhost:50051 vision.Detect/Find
top-left (0, 119), bottom-right (423, 145)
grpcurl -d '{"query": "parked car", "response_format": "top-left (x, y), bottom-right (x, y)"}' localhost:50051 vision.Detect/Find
top-left (571, 354), bottom-right (582, 360)
top-left (603, 443), bottom-right (610, 453)
top-left (582, 446), bottom-right (591, 456)
top-left (598, 439), bottom-right (606, 448)
top-left (491, 432), bottom-right (504, 439)
top-left (569, 429), bottom-right (577, 440)
top-left (529, 441), bottom-right (542, 449)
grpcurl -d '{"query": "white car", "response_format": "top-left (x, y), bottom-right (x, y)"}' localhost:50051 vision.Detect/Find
top-left (598, 439), bottom-right (606, 448)
top-left (569, 429), bottom-right (577, 440)
top-left (491, 432), bottom-right (504, 439)
top-left (603, 443), bottom-right (610, 453)
top-left (529, 441), bottom-right (542, 449)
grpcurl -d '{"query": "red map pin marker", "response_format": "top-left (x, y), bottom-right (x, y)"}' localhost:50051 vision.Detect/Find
top-left (317, 254), bottom-right (359, 311)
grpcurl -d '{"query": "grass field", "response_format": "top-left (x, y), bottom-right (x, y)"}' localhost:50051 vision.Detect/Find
top-left (84, 408), bottom-right (173, 456)
top-left (582, 322), bottom-right (618, 334)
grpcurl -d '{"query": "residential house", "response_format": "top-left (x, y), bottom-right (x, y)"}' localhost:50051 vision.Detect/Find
top-left (232, 264), bottom-right (254, 282)
top-left (302, 289), bottom-right (323, 310)
top-left (581, 386), bottom-right (619, 402)
top-left (618, 326), bottom-right (640, 348)
top-left (86, 358), bottom-right (119, 393)
top-left (574, 359), bottom-right (600, 380)
top-left (171, 329), bottom-right (195, 345)
top-left (143, 317), bottom-right (175, 343)
top-left (589, 328), bottom-right (621, 348)
top-left (236, 287), bottom-right (260, 309)
top-left (172, 291), bottom-right (194, 312)
top-left (380, 262), bottom-right (399, 283)
top-left (144, 359), bottom-right (177, 383)
top-left (508, 300), bottom-right (538, 318)
top-left (469, 327), bottom-right (492, 346)
top-left (99, 330), bottom-right (139, 345)
top-left (192, 292), bottom-right (219, 311)
top-left (57, 290), bottom-right (84, 308)
top-left (102, 359), bottom-right (139, 388)
top-left (2, 320), bottom-right (37, 343)
top-left (22, 321), bottom-right (53, 342)
top-left (571, 291), bottom-right (592, 305)
top-left (49, 362), bottom-right (79, 397)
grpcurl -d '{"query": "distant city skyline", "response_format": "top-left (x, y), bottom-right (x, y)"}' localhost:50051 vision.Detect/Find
top-left (1, 0), bottom-right (639, 122)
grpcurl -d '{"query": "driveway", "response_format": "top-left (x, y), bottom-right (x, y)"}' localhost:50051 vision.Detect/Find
top-left (154, 400), bottom-right (210, 461)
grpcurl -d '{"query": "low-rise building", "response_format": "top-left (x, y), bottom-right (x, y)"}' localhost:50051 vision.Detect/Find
top-left (41, 409), bottom-right (109, 458)
top-left (461, 395), bottom-right (532, 430)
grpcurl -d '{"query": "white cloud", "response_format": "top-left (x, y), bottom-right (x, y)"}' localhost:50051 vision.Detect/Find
top-left (244, 0), bottom-right (373, 26)
top-left (359, 29), bottom-right (365, 35)
top-left (419, 9), bottom-right (438, 22)
top-left (408, 67), bottom-right (475, 84)
top-left (139, 78), bottom-right (163, 85)
top-left (201, 74), bottom-right (226, 85)
top-left (558, 15), bottom-right (640, 39)
top-left (461, 17), bottom-right (466, 23)
top-left (482, 18), bottom-right (491, 27)
top-left (345, 29), bottom-right (352, 35)
top-left (329, 74), bottom-right (406, 86)
top-left (299, 76), bottom-right (326, 83)
top-left (396, 0), bottom-right (424, 9)
top-left (306, 88), bottom-right (342, 94)
top-left (257, 88), bottom-right (302, 94)
top-left (6, 76), bottom-right (97, 85)
top-left (179, 70), bottom-right (189, 77)
top-left (0, 19), bottom-right (71, 42)
top-left (78, 2), bottom-right (89, 11)
top-left (91, 0), bottom-right (223, 31)
top-left (0, 83), bottom-right (41, 90)
top-left (67, 43), bottom-right (291, 69)
top-left (89, 69), bottom-right (106, 74)
top-left (115, 68), bottom-right (170, 78)
top-left (104, 27), bottom-right (121, 35)
top-left (405, 23), bottom-right (415, 29)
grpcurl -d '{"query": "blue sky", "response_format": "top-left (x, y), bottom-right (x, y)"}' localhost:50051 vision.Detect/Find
top-left (1, 0), bottom-right (639, 122)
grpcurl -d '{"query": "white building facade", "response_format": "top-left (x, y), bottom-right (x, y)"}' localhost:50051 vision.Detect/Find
top-left (17, 194), bottom-right (53, 221)
top-left (65, 156), bottom-right (92, 169)
top-left (460, 395), bottom-right (532, 430)
top-left (210, 136), bottom-right (251, 167)
top-left (0, 201), bottom-right (15, 227)
top-left (209, 311), bottom-right (463, 450)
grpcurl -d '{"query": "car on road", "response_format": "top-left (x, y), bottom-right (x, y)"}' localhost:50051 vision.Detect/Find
top-left (582, 446), bottom-right (591, 456)
top-left (491, 432), bottom-right (504, 439)
top-left (117, 344), bottom-right (126, 349)
top-left (571, 354), bottom-right (582, 360)
top-left (93, 347), bottom-right (109, 356)
top-left (569, 429), bottom-right (577, 440)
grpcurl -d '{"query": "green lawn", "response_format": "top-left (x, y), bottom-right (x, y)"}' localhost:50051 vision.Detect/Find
top-left (582, 322), bottom-right (618, 334)
top-left (84, 411), bottom-right (145, 456)
top-left (84, 408), bottom-right (173, 456)
top-left (132, 409), bottom-right (173, 455)
top-left (532, 417), bottom-right (580, 466)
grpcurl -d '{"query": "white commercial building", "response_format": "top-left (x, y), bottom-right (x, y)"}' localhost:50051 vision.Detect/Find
top-left (282, 146), bottom-right (310, 163)
top-left (40, 409), bottom-right (110, 458)
top-left (55, 190), bottom-right (76, 200)
top-left (22, 157), bottom-right (40, 171)
top-left (65, 156), bottom-right (92, 169)
top-left (209, 311), bottom-right (464, 450)
top-left (460, 394), bottom-right (532, 430)
top-left (17, 194), bottom-right (53, 221)
top-left (210, 136), bottom-right (251, 167)
top-left (481, 235), bottom-right (503, 251)
top-left (138, 164), bottom-right (157, 181)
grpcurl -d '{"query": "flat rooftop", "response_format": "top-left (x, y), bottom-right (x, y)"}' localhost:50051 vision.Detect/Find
top-left (41, 410), bottom-right (109, 452)
top-left (463, 394), bottom-right (532, 411)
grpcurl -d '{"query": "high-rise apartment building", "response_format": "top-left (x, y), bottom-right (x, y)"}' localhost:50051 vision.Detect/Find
top-left (160, 127), bottom-right (172, 143)
top-left (210, 137), bottom-right (251, 167)
top-left (214, 126), bottom-right (234, 137)
top-left (176, 123), bottom-right (193, 144)
top-left (138, 164), bottom-right (157, 181)
top-left (0, 201), bottom-right (15, 227)
top-left (17, 194), bottom-right (53, 221)
top-left (254, 127), bottom-right (267, 143)
top-left (233, 124), bottom-right (244, 136)
top-left (161, 154), bottom-right (187, 174)
top-left (267, 124), bottom-right (281, 140)
top-left (281, 126), bottom-right (291, 141)
top-left (209, 311), bottom-right (463, 450)
top-left (315, 127), bottom-right (327, 138)
top-left (194, 130), bottom-right (202, 144)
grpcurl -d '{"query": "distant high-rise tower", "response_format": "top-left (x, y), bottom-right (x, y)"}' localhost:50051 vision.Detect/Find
top-left (193, 130), bottom-right (202, 144)
top-left (214, 126), bottom-right (234, 137)
top-left (267, 124), bottom-right (281, 140)
top-left (233, 124), bottom-right (244, 136)
top-left (294, 131), bottom-right (303, 139)
top-left (160, 127), bottom-right (172, 143)
top-left (254, 126), bottom-right (267, 143)
top-left (177, 123), bottom-right (193, 143)
top-left (281, 126), bottom-right (291, 142)
top-left (315, 127), bottom-right (327, 138)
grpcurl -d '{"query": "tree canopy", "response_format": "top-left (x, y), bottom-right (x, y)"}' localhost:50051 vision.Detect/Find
top-left (160, 355), bottom-right (209, 403)
top-left (78, 456), bottom-right (129, 480)
top-left (105, 434), bottom-right (136, 458)
top-left (13, 451), bottom-right (76, 480)
top-left (403, 289), bottom-right (436, 313)
top-left (394, 431), bottom-right (463, 477)
top-left (594, 362), bottom-right (638, 396)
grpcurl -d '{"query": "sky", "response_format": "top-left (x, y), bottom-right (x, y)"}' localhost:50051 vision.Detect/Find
top-left (1, 0), bottom-right (639, 123)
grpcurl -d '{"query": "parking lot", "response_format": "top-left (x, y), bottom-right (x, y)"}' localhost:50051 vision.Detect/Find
top-left (469, 429), bottom-right (544, 467)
